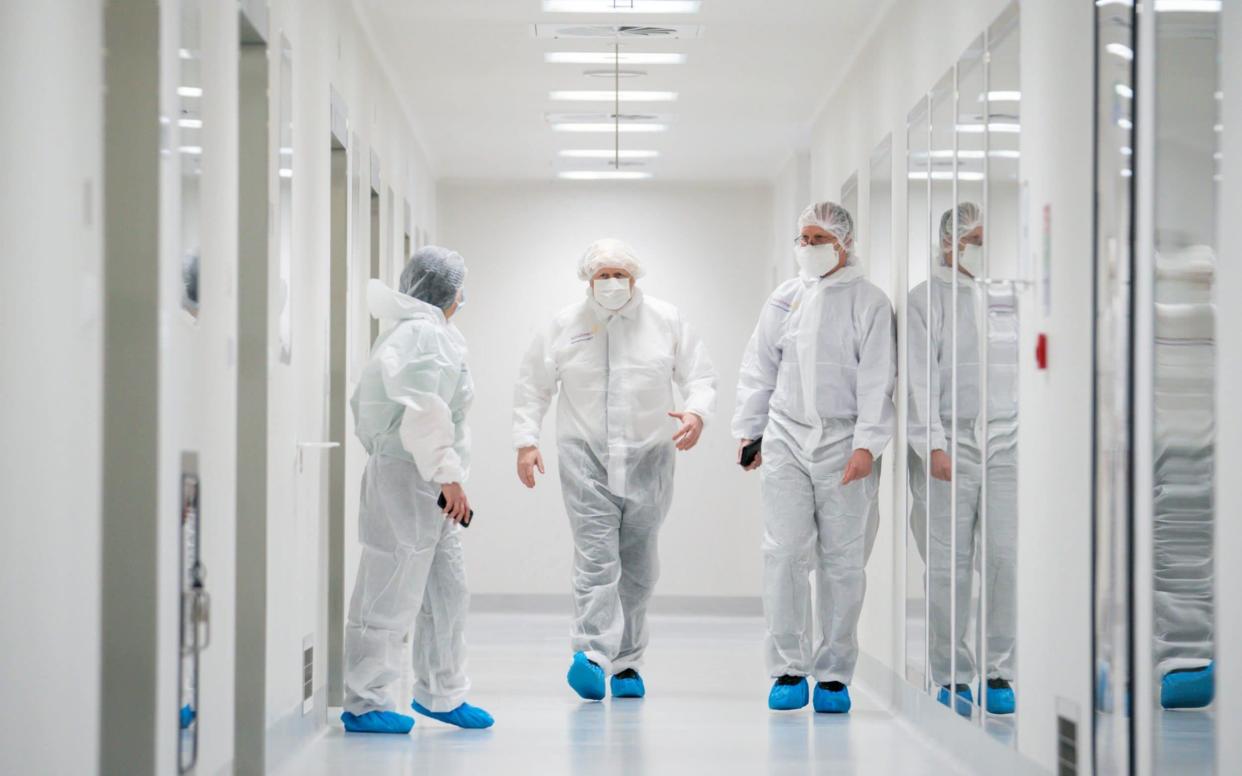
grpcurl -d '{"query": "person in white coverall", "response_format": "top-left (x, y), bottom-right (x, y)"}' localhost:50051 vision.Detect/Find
top-left (512, 238), bottom-right (718, 701)
top-left (733, 201), bottom-right (895, 715)
top-left (906, 202), bottom-right (1019, 716)
top-left (340, 246), bottom-right (494, 734)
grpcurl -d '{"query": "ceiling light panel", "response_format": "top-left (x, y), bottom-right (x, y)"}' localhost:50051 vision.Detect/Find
top-left (560, 149), bottom-right (660, 159)
top-left (558, 170), bottom-right (654, 180)
top-left (531, 24), bottom-right (704, 40)
top-left (544, 52), bottom-right (687, 65)
top-left (543, 1), bottom-right (701, 13)
top-left (550, 90), bottom-right (678, 102)
top-left (553, 123), bottom-right (668, 133)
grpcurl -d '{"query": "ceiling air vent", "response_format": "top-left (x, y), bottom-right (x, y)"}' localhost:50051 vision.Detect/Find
top-left (531, 23), bottom-right (703, 40)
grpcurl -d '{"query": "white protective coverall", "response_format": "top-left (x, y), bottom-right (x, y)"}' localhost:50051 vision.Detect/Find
top-left (732, 264), bottom-right (896, 683)
top-left (513, 286), bottom-right (717, 674)
top-left (907, 264), bottom-right (1019, 686)
top-left (343, 279), bottom-right (474, 715)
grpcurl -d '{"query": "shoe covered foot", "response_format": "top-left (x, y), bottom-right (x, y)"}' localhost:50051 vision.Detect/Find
top-left (179, 704), bottom-right (195, 730)
top-left (410, 699), bottom-right (494, 729)
top-left (1161, 663), bottom-right (1214, 709)
top-left (984, 678), bottom-right (1015, 715)
top-left (567, 652), bottom-right (606, 701)
top-left (768, 675), bottom-right (809, 711)
top-left (610, 668), bottom-right (646, 699)
top-left (340, 710), bottom-right (415, 734)
top-left (813, 681), bottom-right (851, 713)
top-left (937, 684), bottom-right (974, 718)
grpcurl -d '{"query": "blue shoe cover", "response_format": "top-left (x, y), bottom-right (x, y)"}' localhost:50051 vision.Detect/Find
top-left (610, 671), bottom-right (646, 699)
top-left (1161, 663), bottom-right (1214, 709)
top-left (812, 683), bottom-right (851, 714)
top-left (340, 709), bottom-right (415, 734)
top-left (410, 699), bottom-right (494, 729)
top-left (768, 677), bottom-right (809, 710)
top-left (937, 684), bottom-right (974, 717)
top-left (985, 683), bottom-right (1015, 715)
top-left (179, 704), bottom-right (195, 730)
top-left (567, 652), bottom-right (606, 701)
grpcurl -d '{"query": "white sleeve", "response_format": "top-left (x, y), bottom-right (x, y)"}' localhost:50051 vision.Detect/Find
top-left (380, 326), bottom-right (466, 484)
top-left (512, 324), bottom-right (558, 449)
top-left (672, 313), bottom-right (717, 423)
top-left (731, 295), bottom-right (785, 441)
top-left (851, 295), bottom-right (897, 458)
top-left (907, 287), bottom-right (947, 454)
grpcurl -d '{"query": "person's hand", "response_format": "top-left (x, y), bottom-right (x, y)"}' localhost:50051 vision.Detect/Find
top-left (516, 446), bottom-right (545, 489)
top-left (440, 482), bottom-right (471, 524)
top-left (738, 438), bottom-right (762, 471)
top-left (841, 449), bottom-right (874, 485)
top-left (930, 449), bottom-right (952, 481)
top-left (669, 412), bottom-right (704, 451)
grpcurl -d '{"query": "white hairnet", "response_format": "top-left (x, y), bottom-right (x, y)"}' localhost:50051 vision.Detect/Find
top-left (939, 202), bottom-right (983, 248)
top-left (399, 245), bottom-right (467, 310)
top-left (798, 201), bottom-right (856, 254)
top-left (577, 238), bottom-right (645, 282)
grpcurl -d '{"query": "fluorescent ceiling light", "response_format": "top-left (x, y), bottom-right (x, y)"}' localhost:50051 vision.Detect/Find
top-left (907, 171), bottom-right (985, 182)
top-left (1154, 0), bottom-right (1221, 11)
top-left (178, 48), bottom-right (196, 60)
top-left (956, 122), bottom-right (1021, 134)
top-left (1121, 169), bottom-right (1133, 177)
top-left (177, 86), bottom-right (203, 97)
top-left (543, 1), bottom-right (701, 13)
top-left (1115, 83), bottom-right (1134, 99)
top-left (979, 91), bottom-right (1021, 102)
top-left (278, 168), bottom-right (293, 179)
top-left (550, 90), bottom-right (678, 102)
top-left (560, 149), bottom-right (660, 159)
top-left (990, 150), bottom-right (1021, 159)
top-left (1118, 117), bottom-right (1134, 130)
top-left (179, 118), bottom-right (203, 129)
top-left (545, 52), bottom-right (687, 65)
top-left (178, 145), bottom-right (203, 155)
top-left (1095, 0), bottom-right (1133, 6)
top-left (1106, 43), bottom-right (1134, 61)
top-left (558, 170), bottom-right (653, 180)
top-left (1121, 146), bottom-right (1133, 156)
top-left (553, 123), bottom-right (667, 133)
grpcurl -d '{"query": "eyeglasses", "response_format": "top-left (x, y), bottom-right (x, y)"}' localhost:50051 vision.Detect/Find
top-left (794, 234), bottom-right (838, 247)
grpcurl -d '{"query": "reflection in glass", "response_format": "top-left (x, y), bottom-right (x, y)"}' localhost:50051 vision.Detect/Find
top-left (1149, 3), bottom-right (1218, 772)
top-left (277, 36), bottom-right (294, 363)
top-left (1093, 2), bottom-right (1135, 772)
top-left (905, 95), bottom-right (930, 690)
top-left (905, 6), bottom-right (1021, 737)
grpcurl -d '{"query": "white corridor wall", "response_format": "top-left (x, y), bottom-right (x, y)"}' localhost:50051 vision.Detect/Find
top-left (438, 181), bottom-right (772, 602)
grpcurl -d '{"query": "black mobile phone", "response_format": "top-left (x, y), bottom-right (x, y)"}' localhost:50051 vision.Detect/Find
top-left (437, 493), bottom-right (474, 528)
top-left (739, 437), bottom-right (763, 468)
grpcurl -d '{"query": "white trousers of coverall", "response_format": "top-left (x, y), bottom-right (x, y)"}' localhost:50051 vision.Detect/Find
top-left (760, 420), bottom-right (879, 684)
top-left (558, 439), bottom-right (674, 675)
top-left (343, 454), bottom-right (470, 715)
top-left (909, 427), bottom-right (1017, 686)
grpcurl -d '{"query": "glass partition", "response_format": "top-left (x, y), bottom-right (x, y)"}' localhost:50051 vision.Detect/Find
top-left (903, 0), bottom-right (1021, 745)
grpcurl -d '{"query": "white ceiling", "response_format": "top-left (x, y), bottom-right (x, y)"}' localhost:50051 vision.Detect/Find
top-left (354, 0), bottom-right (884, 182)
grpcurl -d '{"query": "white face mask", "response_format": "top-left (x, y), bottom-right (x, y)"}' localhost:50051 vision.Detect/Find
top-left (593, 277), bottom-right (632, 311)
top-left (958, 244), bottom-right (983, 276)
top-left (794, 243), bottom-right (840, 279)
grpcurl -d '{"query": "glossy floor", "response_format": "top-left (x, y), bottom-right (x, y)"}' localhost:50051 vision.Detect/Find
top-left (275, 613), bottom-right (976, 775)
